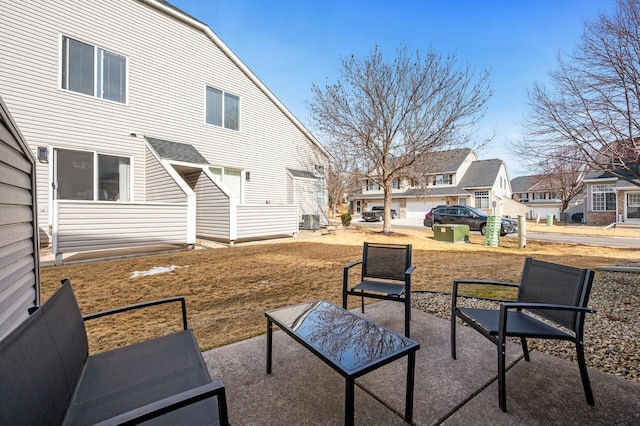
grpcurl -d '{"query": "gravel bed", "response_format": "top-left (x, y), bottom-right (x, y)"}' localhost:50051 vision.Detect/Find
top-left (412, 262), bottom-right (640, 383)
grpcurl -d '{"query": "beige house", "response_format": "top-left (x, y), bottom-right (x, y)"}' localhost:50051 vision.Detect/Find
top-left (0, 0), bottom-right (329, 263)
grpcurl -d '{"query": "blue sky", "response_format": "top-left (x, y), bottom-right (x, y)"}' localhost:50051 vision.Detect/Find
top-left (170, 0), bottom-right (613, 178)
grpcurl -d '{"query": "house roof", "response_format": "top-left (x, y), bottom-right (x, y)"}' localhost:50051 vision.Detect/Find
top-left (145, 137), bottom-right (209, 164)
top-left (510, 175), bottom-right (538, 192)
top-left (458, 159), bottom-right (503, 188)
top-left (287, 168), bottom-right (316, 179)
top-left (421, 148), bottom-right (473, 174)
top-left (145, 0), bottom-right (330, 160)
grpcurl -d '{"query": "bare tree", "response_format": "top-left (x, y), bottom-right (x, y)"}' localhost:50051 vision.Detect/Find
top-left (524, 0), bottom-right (640, 185)
top-left (308, 45), bottom-right (492, 232)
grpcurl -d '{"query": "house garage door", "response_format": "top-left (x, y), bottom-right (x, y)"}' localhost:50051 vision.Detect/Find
top-left (528, 207), bottom-right (560, 220)
top-left (406, 199), bottom-right (444, 219)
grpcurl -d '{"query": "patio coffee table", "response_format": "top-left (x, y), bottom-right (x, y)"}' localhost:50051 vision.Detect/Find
top-left (266, 300), bottom-right (420, 425)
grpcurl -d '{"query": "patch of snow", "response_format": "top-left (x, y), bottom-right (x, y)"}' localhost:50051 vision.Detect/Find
top-left (130, 265), bottom-right (186, 279)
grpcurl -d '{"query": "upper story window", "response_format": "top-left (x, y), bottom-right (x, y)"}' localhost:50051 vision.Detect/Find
top-left (591, 184), bottom-right (616, 211)
top-left (206, 86), bottom-right (240, 130)
top-left (366, 180), bottom-right (380, 191)
top-left (392, 178), bottom-right (400, 189)
top-left (61, 36), bottom-right (127, 103)
top-left (434, 174), bottom-right (453, 185)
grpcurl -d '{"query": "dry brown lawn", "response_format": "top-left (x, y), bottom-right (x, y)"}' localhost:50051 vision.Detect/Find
top-left (40, 227), bottom-right (639, 353)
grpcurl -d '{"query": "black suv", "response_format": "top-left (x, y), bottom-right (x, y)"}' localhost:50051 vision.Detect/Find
top-left (423, 205), bottom-right (517, 236)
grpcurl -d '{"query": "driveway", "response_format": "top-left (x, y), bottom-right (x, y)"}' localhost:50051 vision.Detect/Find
top-left (354, 217), bottom-right (640, 248)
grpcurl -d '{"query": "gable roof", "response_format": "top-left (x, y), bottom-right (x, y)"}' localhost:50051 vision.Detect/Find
top-left (145, 137), bottom-right (209, 164)
top-left (143, 0), bottom-right (329, 159)
top-left (287, 168), bottom-right (316, 179)
top-left (510, 175), bottom-right (538, 193)
top-left (421, 148), bottom-right (474, 174)
top-left (458, 159), bottom-right (503, 188)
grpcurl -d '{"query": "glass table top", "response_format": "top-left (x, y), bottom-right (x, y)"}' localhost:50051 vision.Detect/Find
top-left (266, 300), bottom-right (418, 374)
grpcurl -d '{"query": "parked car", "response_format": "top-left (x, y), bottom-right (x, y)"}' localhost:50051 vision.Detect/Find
top-left (362, 206), bottom-right (398, 222)
top-left (424, 205), bottom-right (517, 236)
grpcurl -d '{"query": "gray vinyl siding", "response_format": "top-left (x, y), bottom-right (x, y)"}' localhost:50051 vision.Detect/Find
top-left (193, 171), bottom-right (232, 240)
top-left (145, 147), bottom-right (188, 202)
top-left (54, 201), bottom-right (188, 253)
top-left (237, 205), bottom-right (299, 240)
top-left (0, 99), bottom-right (39, 340)
top-left (0, 0), bottom-right (329, 240)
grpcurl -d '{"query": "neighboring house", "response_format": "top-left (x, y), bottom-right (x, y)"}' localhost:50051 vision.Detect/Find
top-left (582, 165), bottom-right (640, 226)
top-left (350, 148), bottom-right (524, 219)
top-left (0, 0), bottom-right (329, 263)
top-left (0, 95), bottom-right (40, 339)
top-left (511, 175), bottom-right (584, 221)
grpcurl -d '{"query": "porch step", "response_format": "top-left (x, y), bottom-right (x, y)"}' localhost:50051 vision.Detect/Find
top-left (614, 222), bottom-right (640, 229)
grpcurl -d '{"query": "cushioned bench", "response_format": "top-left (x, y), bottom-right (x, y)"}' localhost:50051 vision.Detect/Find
top-left (0, 279), bottom-right (229, 425)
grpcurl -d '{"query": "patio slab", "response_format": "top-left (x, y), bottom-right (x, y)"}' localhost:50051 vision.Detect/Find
top-left (202, 301), bottom-right (640, 425)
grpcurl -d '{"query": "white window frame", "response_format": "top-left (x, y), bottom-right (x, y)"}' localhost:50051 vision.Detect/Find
top-left (591, 184), bottom-right (616, 211)
top-left (205, 86), bottom-right (241, 131)
top-left (474, 190), bottom-right (490, 209)
top-left (60, 35), bottom-right (128, 104)
top-left (210, 166), bottom-right (244, 203)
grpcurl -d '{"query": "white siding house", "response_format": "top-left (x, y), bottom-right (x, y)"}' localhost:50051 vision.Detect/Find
top-left (0, 0), bottom-right (329, 263)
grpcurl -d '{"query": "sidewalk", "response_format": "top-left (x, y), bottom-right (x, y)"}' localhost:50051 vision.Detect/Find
top-left (202, 301), bottom-right (640, 425)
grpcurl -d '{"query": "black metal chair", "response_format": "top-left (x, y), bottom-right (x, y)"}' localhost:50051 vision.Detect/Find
top-left (450, 257), bottom-right (596, 412)
top-left (343, 242), bottom-right (415, 337)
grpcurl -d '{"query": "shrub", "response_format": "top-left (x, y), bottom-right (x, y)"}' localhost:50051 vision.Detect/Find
top-left (340, 212), bottom-right (352, 227)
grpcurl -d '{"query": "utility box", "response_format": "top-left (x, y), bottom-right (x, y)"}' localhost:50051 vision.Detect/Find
top-left (433, 224), bottom-right (469, 243)
top-left (302, 214), bottom-right (320, 230)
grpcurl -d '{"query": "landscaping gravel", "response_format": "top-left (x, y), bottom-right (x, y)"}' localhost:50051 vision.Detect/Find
top-left (412, 262), bottom-right (640, 383)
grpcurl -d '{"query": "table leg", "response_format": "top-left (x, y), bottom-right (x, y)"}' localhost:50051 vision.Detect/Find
top-left (345, 377), bottom-right (355, 426)
top-left (405, 351), bottom-right (416, 421)
top-left (266, 318), bottom-right (273, 374)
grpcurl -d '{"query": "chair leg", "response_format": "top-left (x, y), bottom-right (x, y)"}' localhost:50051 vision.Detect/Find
top-left (404, 299), bottom-right (411, 338)
top-left (360, 291), bottom-right (365, 313)
top-left (450, 311), bottom-right (457, 360)
top-left (576, 340), bottom-right (595, 406)
top-left (498, 336), bottom-right (507, 412)
top-left (520, 336), bottom-right (530, 362)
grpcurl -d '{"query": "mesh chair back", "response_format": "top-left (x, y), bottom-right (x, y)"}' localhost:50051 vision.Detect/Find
top-left (362, 243), bottom-right (412, 282)
top-left (517, 258), bottom-right (594, 330)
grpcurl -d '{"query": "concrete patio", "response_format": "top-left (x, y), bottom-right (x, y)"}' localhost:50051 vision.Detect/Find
top-left (202, 301), bottom-right (640, 425)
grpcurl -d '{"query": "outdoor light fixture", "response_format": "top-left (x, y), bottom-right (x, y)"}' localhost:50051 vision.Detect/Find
top-left (245, 171), bottom-right (251, 182)
top-left (37, 147), bottom-right (48, 163)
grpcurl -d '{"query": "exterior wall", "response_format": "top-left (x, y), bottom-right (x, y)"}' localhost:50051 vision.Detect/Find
top-left (193, 170), bottom-right (233, 241)
top-left (145, 147), bottom-right (188, 202)
top-left (236, 204), bottom-right (298, 240)
top-left (0, 98), bottom-right (39, 339)
top-left (0, 0), bottom-right (328, 240)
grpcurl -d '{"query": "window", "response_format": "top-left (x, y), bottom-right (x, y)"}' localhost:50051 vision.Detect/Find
top-left (474, 191), bottom-right (489, 209)
top-left (591, 184), bottom-right (616, 211)
top-left (210, 166), bottom-right (243, 200)
top-left (61, 36), bottom-right (127, 103)
top-left (392, 178), bottom-right (400, 189)
top-left (366, 180), bottom-right (380, 191)
top-left (434, 174), bottom-right (453, 185)
top-left (55, 149), bottom-right (130, 201)
top-left (206, 87), bottom-right (240, 130)
top-left (628, 193), bottom-right (640, 219)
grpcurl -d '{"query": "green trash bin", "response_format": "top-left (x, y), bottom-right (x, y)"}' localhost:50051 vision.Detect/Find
top-left (546, 214), bottom-right (554, 226)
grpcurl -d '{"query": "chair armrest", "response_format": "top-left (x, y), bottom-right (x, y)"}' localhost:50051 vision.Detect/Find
top-left (405, 265), bottom-right (416, 275)
top-left (500, 302), bottom-right (596, 314)
top-left (343, 260), bottom-right (363, 287)
top-left (82, 296), bottom-right (188, 330)
top-left (344, 260), bottom-right (362, 270)
top-left (452, 280), bottom-right (519, 307)
top-left (93, 381), bottom-right (229, 426)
